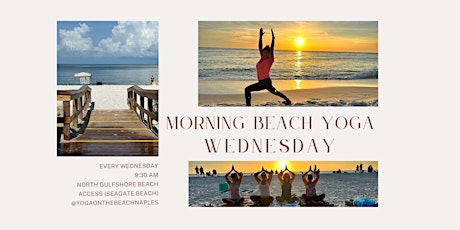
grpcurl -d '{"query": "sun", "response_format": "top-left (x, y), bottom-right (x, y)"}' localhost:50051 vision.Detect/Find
top-left (278, 161), bottom-right (287, 170)
top-left (296, 37), bottom-right (304, 46)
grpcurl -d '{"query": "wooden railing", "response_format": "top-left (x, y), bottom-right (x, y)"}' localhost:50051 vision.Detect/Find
top-left (57, 85), bottom-right (92, 141)
top-left (127, 85), bottom-right (159, 136)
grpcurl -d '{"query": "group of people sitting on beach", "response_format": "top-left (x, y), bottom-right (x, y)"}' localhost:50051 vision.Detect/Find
top-left (222, 165), bottom-right (325, 206)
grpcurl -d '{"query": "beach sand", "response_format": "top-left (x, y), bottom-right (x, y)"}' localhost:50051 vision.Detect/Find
top-left (57, 84), bottom-right (159, 110)
top-left (189, 173), bottom-right (378, 207)
top-left (199, 86), bottom-right (378, 107)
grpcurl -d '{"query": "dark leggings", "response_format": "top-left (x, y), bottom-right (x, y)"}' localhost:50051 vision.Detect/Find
top-left (245, 78), bottom-right (290, 106)
top-left (301, 193), bottom-right (326, 202)
top-left (276, 196), bottom-right (298, 203)
top-left (250, 195), bottom-right (274, 205)
top-left (222, 197), bottom-right (245, 205)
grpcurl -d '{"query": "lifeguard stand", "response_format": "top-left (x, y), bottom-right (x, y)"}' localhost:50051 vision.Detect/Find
top-left (74, 72), bottom-right (92, 85)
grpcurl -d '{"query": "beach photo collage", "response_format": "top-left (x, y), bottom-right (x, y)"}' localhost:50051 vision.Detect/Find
top-left (56, 20), bottom-right (378, 207)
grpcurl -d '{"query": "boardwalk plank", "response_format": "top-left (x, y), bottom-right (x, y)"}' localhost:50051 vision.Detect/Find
top-left (58, 142), bottom-right (158, 156)
top-left (58, 109), bottom-right (158, 156)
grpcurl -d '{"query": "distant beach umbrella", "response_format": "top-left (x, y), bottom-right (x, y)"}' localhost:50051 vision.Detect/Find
top-left (74, 72), bottom-right (92, 85)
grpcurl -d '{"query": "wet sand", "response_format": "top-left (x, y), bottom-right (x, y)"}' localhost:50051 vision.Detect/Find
top-left (199, 86), bottom-right (378, 107)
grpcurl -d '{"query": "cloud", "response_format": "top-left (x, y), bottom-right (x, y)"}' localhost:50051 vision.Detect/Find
top-left (98, 21), bottom-right (158, 57)
top-left (58, 21), bottom-right (158, 60)
top-left (57, 23), bottom-right (93, 52)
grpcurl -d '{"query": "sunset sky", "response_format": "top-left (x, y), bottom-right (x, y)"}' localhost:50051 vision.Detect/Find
top-left (199, 21), bottom-right (378, 53)
top-left (189, 161), bottom-right (378, 174)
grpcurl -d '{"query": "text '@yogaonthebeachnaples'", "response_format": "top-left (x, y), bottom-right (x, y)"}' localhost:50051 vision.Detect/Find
top-left (71, 163), bottom-right (160, 207)
top-left (166, 115), bottom-right (374, 154)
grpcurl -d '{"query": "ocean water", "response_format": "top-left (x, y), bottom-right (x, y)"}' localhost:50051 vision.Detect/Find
top-left (189, 172), bottom-right (378, 207)
top-left (199, 47), bottom-right (378, 81)
top-left (57, 64), bottom-right (159, 85)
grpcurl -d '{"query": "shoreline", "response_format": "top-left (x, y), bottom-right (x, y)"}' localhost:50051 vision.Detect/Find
top-left (199, 86), bottom-right (378, 107)
top-left (199, 79), bottom-right (377, 95)
top-left (57, 84), bottom-right (159, 111)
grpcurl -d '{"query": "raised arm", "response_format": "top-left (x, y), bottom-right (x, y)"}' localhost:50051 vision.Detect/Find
top-left (254, 169), bottom-right (262, 184)
top-left (259, 28), bottom-right (264, 51)
top-left (270, 28), bottom-right (275, 57)
top-left (301, 171), bottom-right (308, 185)
top-left (286, 167), bottom-right (295, 182)
top-left (277, 169), bottom-right (284, 182)
top-left (266, 170), bottom-right (273, 183)
top-left (235, 168), bottom-right (243, 185)
top-left (225, 167), bottom-right (233, 184)
top-left (313, 171), bottom-right (320, 184)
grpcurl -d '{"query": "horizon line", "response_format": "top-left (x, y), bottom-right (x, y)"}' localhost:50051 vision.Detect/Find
top-left (199, 46), bottom-right (378, 54)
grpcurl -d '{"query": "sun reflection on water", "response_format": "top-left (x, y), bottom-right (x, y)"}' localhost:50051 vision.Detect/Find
top-left (295, 79), bottom-right (301, 89)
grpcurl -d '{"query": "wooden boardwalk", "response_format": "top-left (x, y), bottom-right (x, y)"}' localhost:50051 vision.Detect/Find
top-left (58, 109), bottom-right (158, 156)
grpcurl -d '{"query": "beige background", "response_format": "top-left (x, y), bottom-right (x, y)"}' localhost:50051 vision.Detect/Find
top-left (1, 0), bottom-right (457, 229)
